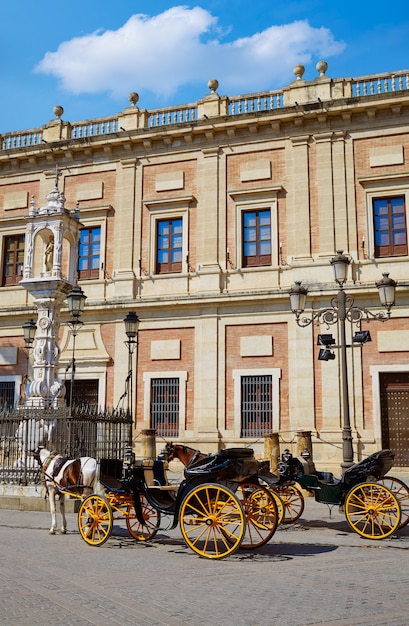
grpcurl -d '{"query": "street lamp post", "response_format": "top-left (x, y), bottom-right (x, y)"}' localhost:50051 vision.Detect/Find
top-left (66, 286), bottom-right (87, 410)
top-left (289, 251), bottom-right (397, 471)
top-left (20, 318), bottom-right (37, 484)
top-left (123, 312), bottom-right (139, 419)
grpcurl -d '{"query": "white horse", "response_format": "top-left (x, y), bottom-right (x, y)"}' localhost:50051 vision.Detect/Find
top-left (34, 447), bottom-right (101, 535)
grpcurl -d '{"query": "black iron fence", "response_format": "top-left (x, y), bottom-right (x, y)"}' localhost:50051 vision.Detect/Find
top-left (0, 405), bottom-right (132, 485)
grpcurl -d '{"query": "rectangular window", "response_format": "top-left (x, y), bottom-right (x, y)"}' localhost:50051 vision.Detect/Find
top-left (2, 235), bottom-right (24, 286)
top-left (242, 209), bottom-right (271, 267)
top-left (65, 379), bottom-right (99, 408)
top-left (78, 227), bottom-right (100, 279)
top-left (156, 218), bottom-right (183, 274)
top-left (373, 196), bottom-right (407, 258)
top-left (150, 377), bottom-right (179, 437)
top-left (241, 375), bottom-right (272, 437)
top-left (0, 381), bottom-right (15, 409)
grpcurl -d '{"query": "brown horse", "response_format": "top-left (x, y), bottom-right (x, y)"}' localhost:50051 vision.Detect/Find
top-left (165, 443), bottom-right (208, 468)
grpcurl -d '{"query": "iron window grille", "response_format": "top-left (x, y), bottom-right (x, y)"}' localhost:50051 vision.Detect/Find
top-left (150, 377), bottom-right (180, 437)
top-left (241, 374), bottom-right (273, 437)
top-left (0, 382), bottom-right (16, 409)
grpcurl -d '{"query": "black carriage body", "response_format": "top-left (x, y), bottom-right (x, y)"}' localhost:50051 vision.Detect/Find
top-left (271, 449), bottom-right (395, 505)
top-left (124, 448), bottom-right (265, 528)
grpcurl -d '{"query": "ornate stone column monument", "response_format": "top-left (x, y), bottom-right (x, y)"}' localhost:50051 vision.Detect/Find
top-left (20, 169), bottom-right (82, 408)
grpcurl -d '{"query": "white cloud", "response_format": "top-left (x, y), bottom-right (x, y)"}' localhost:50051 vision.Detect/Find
top-left (35, 6), bottom-right (345, 102)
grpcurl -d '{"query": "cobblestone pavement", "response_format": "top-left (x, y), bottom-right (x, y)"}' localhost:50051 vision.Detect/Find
top-left (0, 497), bottom-right (408, 626)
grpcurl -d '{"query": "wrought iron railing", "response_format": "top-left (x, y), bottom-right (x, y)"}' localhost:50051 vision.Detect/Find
top-left (0, 406), bottom-right (132, 485)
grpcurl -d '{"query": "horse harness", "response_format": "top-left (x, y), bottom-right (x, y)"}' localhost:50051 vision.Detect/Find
top-left (41, 452), bottom-right (85, 495)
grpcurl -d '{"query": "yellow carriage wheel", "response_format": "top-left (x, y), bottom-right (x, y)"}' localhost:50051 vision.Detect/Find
top-left (236, 483), bottom-right (278, 548)
top-left (270, 490), bottom-right (285, 525)
top-left (345, 482), bottom-right (401, 539)
top-left (179, 483), bottom-right (245, 559)
top-left (377, 477), bottom-right (409, 529)
top-left (274, 485), bottom-right (305, 523)
top-left (126, 495), bottom-right (161, 540)
top-left (78, 494), bottom-right (113, 546)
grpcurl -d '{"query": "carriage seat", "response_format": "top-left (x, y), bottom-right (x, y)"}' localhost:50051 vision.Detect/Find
top-left (315, 471), bottom-right (340, 485)
top-left (133, 459), bottom-right (179, 491)
top-left (100, 458), bottom-right (125, 491)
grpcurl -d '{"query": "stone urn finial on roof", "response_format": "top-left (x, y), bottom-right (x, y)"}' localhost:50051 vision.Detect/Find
top-left (53, 105), bottom-right (64, 119)
top-left (208, 79), bottom-right (219, 93)
top-left (316, 60), bottom-right (328, 76)
top-left (128, 92), bottom-right (139, 106)
top-left (293, 64), bottom-right (305, 81)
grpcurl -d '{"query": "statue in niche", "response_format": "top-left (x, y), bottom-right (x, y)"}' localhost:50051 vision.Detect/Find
top-left (44, 236), bottom-right (54, 271)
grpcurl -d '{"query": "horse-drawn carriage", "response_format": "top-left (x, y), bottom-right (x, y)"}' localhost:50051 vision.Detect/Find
top-left (78, 445), bottom-right (280, 558)
top-left (260, 448), bottom-right (409, 538)
top-left (37, 444), bottom-right (280, 559)
top-left (36, 443), bottom-right (408, 558)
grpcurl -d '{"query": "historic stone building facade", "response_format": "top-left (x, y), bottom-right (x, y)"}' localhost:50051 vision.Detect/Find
top-left (1, 63), bottom-right (408, 471)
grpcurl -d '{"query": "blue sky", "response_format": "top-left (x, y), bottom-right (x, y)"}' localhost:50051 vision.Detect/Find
top-left (1, 1), bottom-right (408, 134)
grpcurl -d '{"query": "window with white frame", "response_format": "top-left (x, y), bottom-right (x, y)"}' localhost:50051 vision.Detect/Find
top-left (143, 371), bottom-right (187, 437)
top-left (78, 226), bottom-right (101, 279)
top-left (233, 368), bottom-right (281, 438)
top-left (150, 377), bottom-right (180, 436)
top-left (156, 218), bottom-right (183, 274)
top-left (362, 182), bottom-right (409, 259)
top-left (147, 200), bottom-right (190, 275)
top-left (242, 208), bottom-right (272, 267)
top-left (230, 188), bottom-right (280, 270)
top-left (2, 234), bottom-right (25, 286)
top-left (0, 377), bottom-right (20, 408)
top-left (74, 211), bottom-right (107, 282)
top-left (373, 196), bottom-right (407, 258)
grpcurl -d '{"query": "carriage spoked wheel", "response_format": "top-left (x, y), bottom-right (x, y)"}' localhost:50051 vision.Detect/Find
top-left (78, 494), bottom-right (113, 546)
top-left (270, 490), bottom-right (285, 525)
top-left (344, 482), bottom-right (401, 539)
top-left (376, 477), bottom-right (409, 529)
top-left (179, 483), bottom-right (246, 559)
top-left (126, 494), bottom-right (161, 540)
top-left (235, 483), bottom-right (279, 548)
top-left (272, 485), bottom-right (305, 523)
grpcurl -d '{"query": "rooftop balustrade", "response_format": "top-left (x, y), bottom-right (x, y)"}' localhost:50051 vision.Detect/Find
top-left (1, 67), bottom-right (408, 152)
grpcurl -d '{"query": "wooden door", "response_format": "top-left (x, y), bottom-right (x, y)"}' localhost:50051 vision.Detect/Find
top-left (380, 372), bottom-right (409, 466)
